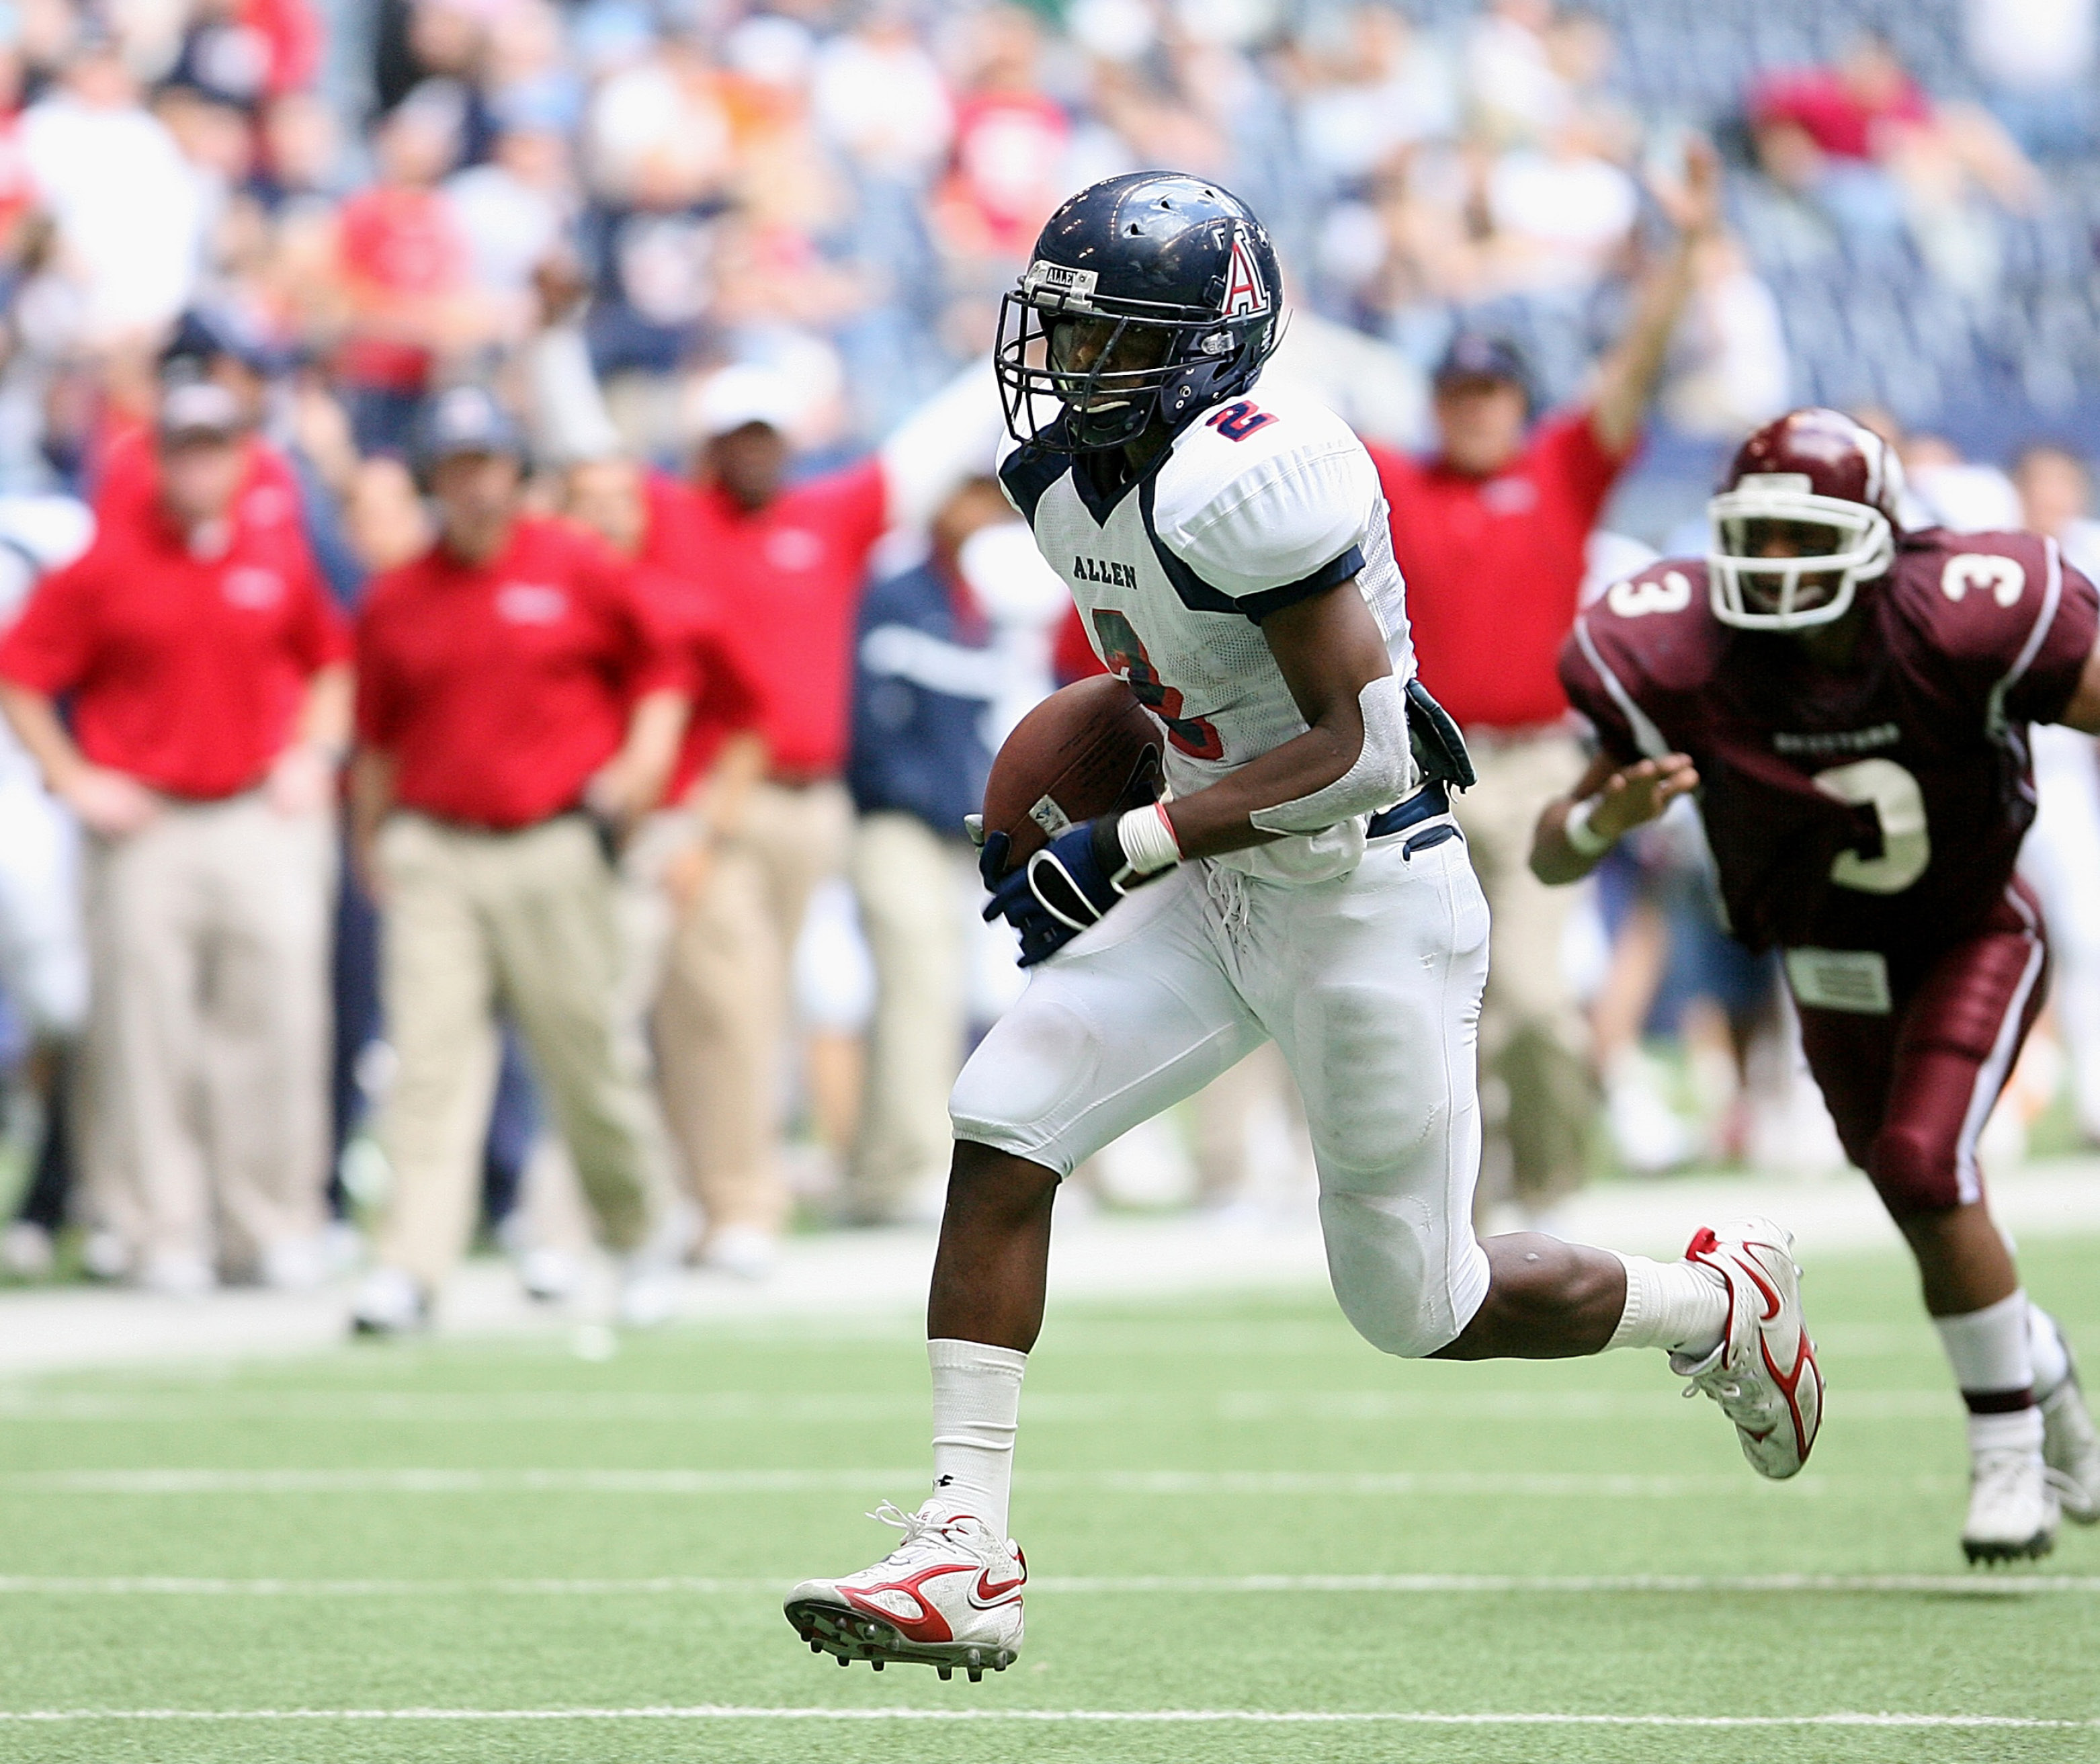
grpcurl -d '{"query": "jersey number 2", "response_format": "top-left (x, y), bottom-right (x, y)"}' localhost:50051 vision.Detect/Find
top-left (1814, 759), bottom-right (1931, 894)
top-left (1091, 609), bottom-right (1225, 761)
top-left (1205, 401), bottom-right (1275, 443)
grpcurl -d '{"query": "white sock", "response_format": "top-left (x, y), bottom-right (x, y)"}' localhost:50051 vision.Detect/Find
top-left (1934, 1291), bottom-right (2034, 1404)
top-left (927, 1338), bottom-right (1027, 1540)
top-left (1605, 1253), bottom-right (1729, 1358)
top-left (1968, 1405), bottom-right (2044, 1457)
top-left (2029, 1302), bottom-right (2071, 1396)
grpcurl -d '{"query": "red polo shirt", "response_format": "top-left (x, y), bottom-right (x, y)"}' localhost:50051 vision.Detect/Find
top-left (630, 563), bottom-right (762, 801)
top-left (642, 460), bottom-right (888, 780)
top-left (356, 517), bottom-right (684, 830)
top-left (0, 498), bottom-right (346, 800)
top-left (335, 183), bottom-right (470, 392)
top-left (1369, 409), bottom-right (1632, 732)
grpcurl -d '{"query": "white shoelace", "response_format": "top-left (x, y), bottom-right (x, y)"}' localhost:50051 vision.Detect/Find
top-left (864, 1501), bottom-right (999, 1570)
top-left (1680, 1349), bottom-right (1778, 1431)
top-left (1971, 1446), bottom-right (2050, 1512)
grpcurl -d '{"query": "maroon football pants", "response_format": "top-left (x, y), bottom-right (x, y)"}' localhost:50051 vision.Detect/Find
top-left (1795, 882), bottom-right (2049, 1217)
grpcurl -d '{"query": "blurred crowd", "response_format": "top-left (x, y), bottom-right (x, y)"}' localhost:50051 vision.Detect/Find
top-left (0, 0), bottom-right (2096, 1307)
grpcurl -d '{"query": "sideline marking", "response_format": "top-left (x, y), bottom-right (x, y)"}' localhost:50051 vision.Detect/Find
top-left (0, 1708), bottom-right (2091, 1729)
top-left (0, 1388), bottom-right (1964, 1423)
top-left (0, 1573), bottom-right (2091, 1597)
top-left (0, 1468), bottom-right (1959, 1497)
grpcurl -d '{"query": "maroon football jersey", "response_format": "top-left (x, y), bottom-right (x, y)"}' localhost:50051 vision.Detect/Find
top-left (1559, 530), bottom-right (2099, 954)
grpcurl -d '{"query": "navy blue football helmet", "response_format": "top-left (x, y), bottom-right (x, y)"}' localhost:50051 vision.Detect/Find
top-left (995, 171), bottom-right (1284, 454)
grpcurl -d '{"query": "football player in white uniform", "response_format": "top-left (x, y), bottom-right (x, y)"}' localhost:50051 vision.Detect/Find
top-left (784, 172), bottom-right (1823, 1679)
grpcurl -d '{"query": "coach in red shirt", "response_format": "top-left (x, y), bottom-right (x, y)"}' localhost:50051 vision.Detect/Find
top-left (558, 451), bottom-right (766, 1251)
top-left (1366, 144), bottom-right (1721, 1222)
top-left (526, 327), bottom-right (1001, 1271)
top-left (0, 380), bottom-right (349, 1295)
top-left (638, 369), bottom-right (889, 1269)
top-left (347, 387), bottom-right (688, 1333)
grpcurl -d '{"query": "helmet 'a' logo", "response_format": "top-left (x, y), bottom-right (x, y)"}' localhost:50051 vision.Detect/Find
top-left (1222, 233), bottom-right (1269, 319)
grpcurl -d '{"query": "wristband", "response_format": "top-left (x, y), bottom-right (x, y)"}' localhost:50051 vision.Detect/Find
top-left (1116, 802), bottom-right (1182, 876)
top-left (1563, 794), bottom-right (1613, 859)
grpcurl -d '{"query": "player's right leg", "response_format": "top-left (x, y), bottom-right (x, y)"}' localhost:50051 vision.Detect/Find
top-left (784, 866), bottom-right (1265, 1675)
top-left (1798, 883), bottom-right (2091, 1560)
top-left (1255, 828), bottom-right (1819, 1477)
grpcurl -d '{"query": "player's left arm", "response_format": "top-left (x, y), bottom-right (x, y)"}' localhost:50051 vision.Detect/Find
top-left (977, 578), bottom-right (1406, 967)
top-left (2052, 636), bottom-right (2100, 734)
top-left (1161, 581), bottom-right (1398, 859)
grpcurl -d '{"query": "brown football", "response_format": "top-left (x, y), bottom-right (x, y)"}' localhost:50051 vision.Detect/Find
top-left (982, 676), bottom-right (1164, 872)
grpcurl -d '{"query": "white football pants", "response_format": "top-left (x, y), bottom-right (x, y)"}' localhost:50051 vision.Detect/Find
top-left (950, 824), bottom-right (1493, 1357)
top-left (2021, 723), bottom-right (2100, 1140)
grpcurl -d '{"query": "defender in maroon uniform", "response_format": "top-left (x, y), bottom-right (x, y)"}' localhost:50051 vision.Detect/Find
top-left (1535, 408), bottom-right (2100, 1562)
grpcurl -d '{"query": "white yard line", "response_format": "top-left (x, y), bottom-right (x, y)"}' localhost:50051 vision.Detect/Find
top-left (0, 1573), bottom-right (2090, 1597)
top-left (0, 1708), bottom-right (2091, 1728)
top-left (0, 1388), bottom-right (1967, 1422)
top-left (0, 1468), bottom-right (1963, 1496)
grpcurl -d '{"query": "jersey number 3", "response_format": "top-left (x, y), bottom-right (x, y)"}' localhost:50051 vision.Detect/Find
top-left (1091, 609), bottom-right (1225, 761)
top-left (1813, 758), bottom-right (1931, 894)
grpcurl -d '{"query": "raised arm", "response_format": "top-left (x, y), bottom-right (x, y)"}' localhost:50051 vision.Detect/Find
top-left (522, 255), bottom-right (624, 465)
top-left (1589, 138), bottom-right (1724, 456)
top-left (877, 358), bottom-right (1009, 536)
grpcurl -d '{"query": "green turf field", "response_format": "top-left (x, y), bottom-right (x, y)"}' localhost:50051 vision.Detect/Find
top-left (0, 1232), bottom-right (2094, 1763)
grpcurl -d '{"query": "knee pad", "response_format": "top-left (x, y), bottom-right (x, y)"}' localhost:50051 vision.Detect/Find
top-left (1333, 1288), bottom-right (1462, 1359)
top-left (1318, 1189), bottom-right (1481, 1359)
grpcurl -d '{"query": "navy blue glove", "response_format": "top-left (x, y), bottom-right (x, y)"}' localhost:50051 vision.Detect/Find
top-left (980, 818), bottom-right (1163, 966)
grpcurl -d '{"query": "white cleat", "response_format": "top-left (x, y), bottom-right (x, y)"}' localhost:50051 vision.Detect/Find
top-left (516, 1246), bottom-right (581, 1305)
top-left (703, 1224), bottom-right (778, 1282)
top-left (785, 1501), bottom-right (1025, 1679)
top-left (615, 1257), bottom-right (683, 1329)
top-left (1671, 1217), bottom-right (1824, 1480)
top-left (1964, 1439), bottom-right (2059, 1564)
top-left (137, 1251), bottom-right (216, 1299)
top-left (0, 1221), bottom-right (54, 1279)
top-left (258, 1234), bottom-right (329, 1292)
top-left (349, 1265), bottom-right (428, 1337)
top-left (2039, 1341), bottom-right (2099, 1527)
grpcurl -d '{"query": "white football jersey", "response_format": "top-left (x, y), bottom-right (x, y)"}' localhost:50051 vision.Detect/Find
top-left (999, 381), bottom-right (1413, 882)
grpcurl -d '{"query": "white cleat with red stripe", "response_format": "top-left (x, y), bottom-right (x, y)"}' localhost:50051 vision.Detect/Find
top-left (785, 1501), bottom-right (1025, 1680)
top-left (1671, 1217), bottom-right (1824, 1480)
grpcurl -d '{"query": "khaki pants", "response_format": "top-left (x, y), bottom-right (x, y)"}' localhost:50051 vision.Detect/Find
top-left (78, 794), bottom-right (333, 1273)
top-left (374, 813), bottom-right (667, 1289)
top-left (847, 812), bottom-right (973, 1220)
top-left (654, 780), bottom-right (852, 1236)
top-left (1452, 730), bottom-right (1599, 1212)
